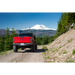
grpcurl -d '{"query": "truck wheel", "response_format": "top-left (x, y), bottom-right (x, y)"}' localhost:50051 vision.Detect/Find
top-left (35, 44), bottom-right (37, 50)
top-left (31, 45), bottom-right (35, 52)
top-left (13, 45), bottom-right (18, 52)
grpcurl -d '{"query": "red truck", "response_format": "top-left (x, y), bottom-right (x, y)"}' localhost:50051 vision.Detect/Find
top-left (13, 33), bottom-right (37, 52)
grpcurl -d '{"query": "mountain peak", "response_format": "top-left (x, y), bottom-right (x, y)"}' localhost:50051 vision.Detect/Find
top-left (22, 24), bottom-right (56, 30)
top-left (30, 24), bottom-right (55, 30)
top-left (30, 24), bottom-right (46, 30)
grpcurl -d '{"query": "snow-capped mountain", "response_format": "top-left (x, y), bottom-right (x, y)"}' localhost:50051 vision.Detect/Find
top-left (22, 24), bottom-right (56, 30)
top-left (31, 24), bottom-right (49, 30)
top-left (22, 28), bottom-right (30, 30)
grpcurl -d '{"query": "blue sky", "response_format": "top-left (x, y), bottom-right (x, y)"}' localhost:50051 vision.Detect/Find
top-left (0, 13), bottom-right (61, 30)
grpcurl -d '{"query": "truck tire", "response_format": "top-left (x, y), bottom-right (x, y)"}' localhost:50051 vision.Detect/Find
top-left (31, 45), bottom-right (35, 52)
top-left (35, 44), bottom-right (37, 50)
top-left (13, 45), bottom-right (18, 52)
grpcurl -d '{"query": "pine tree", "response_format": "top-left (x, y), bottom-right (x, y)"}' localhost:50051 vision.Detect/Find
top-left (36, 37), bottom-right (41, 45)
top-left (9, 35), bottom-right (13, 49)
top-left (57, 13), bottom-right (75, 37)
top-left (9, 28), bottom-right (16, 49)
top-left (57, 13), bottom-right (69, 36)
top-left (41, 36), bottom-right (49, 45)
top-left (57, 19), bottom-right (62, 36)
top-left (11, 28), bottom-right (16, 37)
top-left (6, 27), bottom-right (9, 37)
top-left (67, 9), bottom-right (75, 24)
top-left (0, 36), bottom-right (5, 52)
top-left (0, 36), bottom-right (2, 52)
top-left (4, 27), bottom-right (10, 51)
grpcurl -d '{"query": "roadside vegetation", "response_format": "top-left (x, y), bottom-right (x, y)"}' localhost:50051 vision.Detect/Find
top-left (68, 38), bottom-right (73, 43)
top-left (63, 51), bottom-right (67, 54)
top-left (36, 35), bottom-right (57, 45)
top-left (42, 13), bottom-right (75, 62)
top-left (0, 48), bottom-right (22, 55)
top-left (42, 46), bottom-right (75, 66)
top-left (65, 60), bottom-right (75, 66)
top-left (72, 49), bottom-right (75, 55)
top-left (0, 28), bottom-right (17, 52)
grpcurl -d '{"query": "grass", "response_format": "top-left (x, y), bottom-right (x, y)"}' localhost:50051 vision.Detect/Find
top-left (63, 52), bottom-right (67, 54)
top-left (50, 48), bottom-right (59, 53)
top-left (59, 46), bottom-right (62, 49)
top-left (0, 50), bottom-right (13, 55)
top-left (46, 56), bottom-right (50, 59)
top-left (63, 51), bottom-right (67, 54)
top-left (42, 46), bottom-right (48, 50)
top-left (42, 46), bottom-right (50, 61)
top-left (0, 48), bottom-right (21, 55)
top-left (47, 42), bottom-right (51, 45)
top-left (0, 51), bottom-right (7, 55)
top-left (72, 49), bottom-right (75, 55)
top-left (43, 52), bottom-right (46, 56)
top-left (43, 52), bottom-right (50, 61)
top-left (65, 60), bottom-right (75, 66)
top-left (43, 47), bottom-right (59, 62)
top-left (73, 25), bottom-right (75, 30)
top-left (68, 38), bottom-right (73, 43)
top-left (44, 60), bottom-right (75, 66)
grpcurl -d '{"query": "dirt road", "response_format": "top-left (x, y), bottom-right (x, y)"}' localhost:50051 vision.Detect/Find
top-left (0, 46), bottom-right (44, 62)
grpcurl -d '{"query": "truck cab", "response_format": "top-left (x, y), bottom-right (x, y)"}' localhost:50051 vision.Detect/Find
top-left (13, 33), bottom-right (37, 52)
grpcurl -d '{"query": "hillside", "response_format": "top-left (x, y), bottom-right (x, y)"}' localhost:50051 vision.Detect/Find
top-left (44, 29), bottom-right (75, 62)
top-left (17, 29), bottom-right (56, 37)
top-left (0, 29), bottom-right (56, 37)
top-left (0, 29), bottom-right (6, 36)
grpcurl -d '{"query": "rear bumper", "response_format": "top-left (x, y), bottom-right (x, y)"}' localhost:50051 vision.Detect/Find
top-left (13, 43), bottom-right (32, 46)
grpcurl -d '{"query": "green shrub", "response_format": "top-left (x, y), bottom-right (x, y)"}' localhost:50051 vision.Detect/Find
top-left (72, 49), bottom-right (75, 55)
top-left (59, 46), bottom-right (62, 49)
top-left (42, 46), bottom-right (48, 50)
top-left (46, 56), bottom-right (50, 59)
top-left (68, 38), bottom-right (73, 43)
top-left (63, 51), bottom-right (67, 54)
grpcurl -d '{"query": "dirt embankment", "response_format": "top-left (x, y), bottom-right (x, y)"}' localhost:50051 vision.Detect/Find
top-left (45, 29), bottom-right (75, 62)
top-left (0, 46), bottom-right (44, 62)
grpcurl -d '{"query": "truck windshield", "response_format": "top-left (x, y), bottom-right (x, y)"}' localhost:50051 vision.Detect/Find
top-left (19, 33), bottom-right (32, 37)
